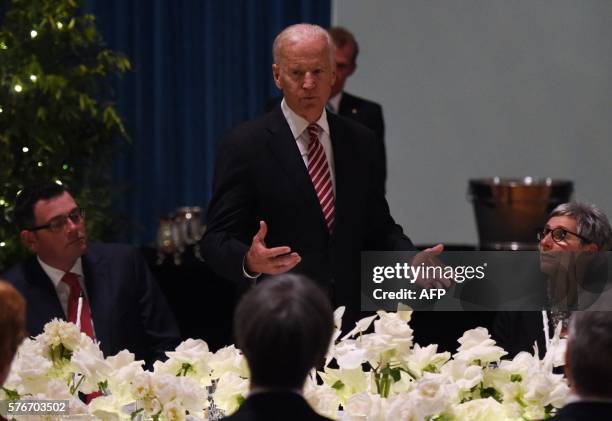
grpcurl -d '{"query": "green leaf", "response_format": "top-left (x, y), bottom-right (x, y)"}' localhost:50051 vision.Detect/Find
top-left (390, 367), bottom-right (402, 382)
top-left (480, 387), bottom-right (502, 403)
top-left (331, 380), bottom-right (345, 390)
top-left (510, 374), bottom-right (523, 382)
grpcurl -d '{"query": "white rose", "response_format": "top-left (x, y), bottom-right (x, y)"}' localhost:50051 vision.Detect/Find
top-left (441, 360), bottom-right (483, 391)
top-left (70, 340), bottom-right (109, 393)
top-left (319, 367), bottom-right (370, 403)
top-left (455, 328), bottom-right (507, 365)
top-left (162, 398), bottom-right (187, 421)
top-left (88, 395), bottom-right (125, 420)
top-left (209, 345), bottom-right (249, 380)
top-left (330, 339), bottom-right (368, 370)
top-left (384, 393), bottom-right (420, 421)
top-left (453, 397), bottom-right (513, 421)
top-left (303, 382), bottom-right (339, 420)
top-left (165, 338), bottom-right (213, 383)
top-left (411, 372), bottom-right (458, 415)
top-left (403, 343), bottom-right (451, 377)
top-left (374, 311), bottom-right (413, 342)
top-left (39, 318), bottom-right (81, 351)
top-left (213, 371), bottom-right (249, 415)
top-left (344, 392), bottom-right (384, 421)
top-left (175, 376), bottom-right (208, 415)
top-left (152, 372), bottom-right (181, 404)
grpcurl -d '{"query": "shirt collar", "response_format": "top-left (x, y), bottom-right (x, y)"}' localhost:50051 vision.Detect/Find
top-left (37, 256), bottom-right (84, 288)
top-left (280, 98), bottom-right (330, 140)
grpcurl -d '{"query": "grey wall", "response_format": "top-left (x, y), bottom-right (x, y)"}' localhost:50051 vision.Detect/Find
top-left (333, 0), bottom-right (612, 245)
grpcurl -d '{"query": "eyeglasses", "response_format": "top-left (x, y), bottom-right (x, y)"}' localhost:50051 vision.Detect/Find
top-left (536, 227), bottom-right (591, 244)
top-left (28, 208), bottom-right (85, 233)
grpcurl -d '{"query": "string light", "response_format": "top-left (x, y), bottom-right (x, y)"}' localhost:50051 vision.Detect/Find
top-left (0, 199), bottom-right (4, 206)
top-left (0, 242), bottom-right (5, 247)
top-left (30, 30), bottom-right (38, 39)
top-left (22, 147), bottom-right (29, 153)
top-left (37, 162), bottom-right (43, 167)
top-left (14, 84), bottom-right (22, 93)
top-left (57, 22), bottom-right (63, 29)
top-left (0, 107), bottom-right (3, 113)
top-left (30, 75), bottom-right (37, 82)
top-left (0, 41), bottom-right (7, 49)
top-left (54, 180), bottom-right (63, 186)
top-left (62, 164), bottom-right (69, 170)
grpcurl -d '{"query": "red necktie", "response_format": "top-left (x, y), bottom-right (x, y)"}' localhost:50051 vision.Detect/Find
top-left (307, 124), bottom-right (335, 231)
top-left (61, 272), bottom-right (95, 340)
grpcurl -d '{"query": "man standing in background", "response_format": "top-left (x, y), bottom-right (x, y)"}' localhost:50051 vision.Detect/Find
top-left (326, 26), bottom-right (387, 182)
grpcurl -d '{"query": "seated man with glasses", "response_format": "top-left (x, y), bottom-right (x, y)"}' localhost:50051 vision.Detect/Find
top-left (3, 183), bottom-right (180, 367)
top-left (493, 202), bottom-right (612, 358)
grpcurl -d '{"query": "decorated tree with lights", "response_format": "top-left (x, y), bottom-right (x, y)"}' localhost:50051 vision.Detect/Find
top-left (0, 0), bottom-right (130, 270)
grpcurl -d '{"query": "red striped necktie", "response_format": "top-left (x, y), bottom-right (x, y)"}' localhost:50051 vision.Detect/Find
top-left (61, 272), bottom-right (95, 340)
top-left (306, 124), bottom-right (335, 231)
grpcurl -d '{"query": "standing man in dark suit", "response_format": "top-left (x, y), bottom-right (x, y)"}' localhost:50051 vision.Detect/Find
top-left (549, 311), bottom-right (612, 420)
top-left (266, 26), bottom-right (387, 183)
top-left (327, 27), bottom-right (384, 140)
top-left (202, 24), bottom-right (443, 329)
top-left (326, 26), bottom-right (386, 182)
top-left (223, 274), bottom-right (334, 421)
top-left (3, 183), bottom-right (180, 367)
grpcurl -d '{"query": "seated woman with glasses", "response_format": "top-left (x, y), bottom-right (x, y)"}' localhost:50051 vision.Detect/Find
top-left (493, 202), bottom-right (612, 358)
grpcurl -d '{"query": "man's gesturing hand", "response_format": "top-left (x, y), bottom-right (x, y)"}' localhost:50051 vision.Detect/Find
top-left (245, 221), bottom-right (301, 275)
top-left (412, 243), bottom-right (451, 289)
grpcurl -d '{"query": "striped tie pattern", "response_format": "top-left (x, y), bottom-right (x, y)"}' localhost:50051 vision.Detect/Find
top-left (307, 124), bottom-right (335, 231)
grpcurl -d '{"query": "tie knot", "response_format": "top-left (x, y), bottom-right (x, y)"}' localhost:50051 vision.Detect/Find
top-left (61, 272), bottom-right (80, 289)
top-left (307, 123), bottom-right (320, 140)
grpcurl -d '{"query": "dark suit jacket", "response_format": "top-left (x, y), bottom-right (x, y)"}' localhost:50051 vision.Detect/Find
top-left (3, 243), bottom-right (180, 366)
top-left (550, 401), bottom-right (612, 421)
top-left (201, 107), bottom-right (413, 328)
top-left (222, 391), bottom-right (332, 421)
top-left (492, 311), bottom-right (547, 358)
top-left (266, 92), bottom-right (387, 182)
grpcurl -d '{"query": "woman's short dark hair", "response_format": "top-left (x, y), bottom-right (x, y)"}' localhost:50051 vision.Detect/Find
top-left (0, 281), bottom-right (26, 372)
top-left (234, 274), bottom-right (334, 390)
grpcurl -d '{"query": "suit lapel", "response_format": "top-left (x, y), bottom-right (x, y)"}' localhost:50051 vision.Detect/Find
top-left (265, 108), bottom-right (328, 230)
top-left (25, 257), bottom-right (65, 329)
top-left (82, 247), bottom-right (113, 354)
top-left (328, 112), bottom-right (355, 240)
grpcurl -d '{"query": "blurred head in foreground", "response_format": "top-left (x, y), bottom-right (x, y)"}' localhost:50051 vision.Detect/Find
top-left (234, 274), bottom-right (334, 390)
top-left (0, 280), bottom-right (27, 386)
top-left (566, 311), bottom-right (612, 399)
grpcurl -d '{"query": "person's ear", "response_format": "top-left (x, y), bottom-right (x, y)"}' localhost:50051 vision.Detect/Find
top-left (272, 64), bottom-right (282, 90)
top-left (20, 229), bottom-right (38, 253)
top-left (584, 243), bottom-right (598, 253)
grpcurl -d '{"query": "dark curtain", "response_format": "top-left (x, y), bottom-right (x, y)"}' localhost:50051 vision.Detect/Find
top-left (85, 0), bottom-right (330, 244)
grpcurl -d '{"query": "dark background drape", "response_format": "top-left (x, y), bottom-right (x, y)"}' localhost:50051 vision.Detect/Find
top-left (85, 0), bottom-right (330, 244)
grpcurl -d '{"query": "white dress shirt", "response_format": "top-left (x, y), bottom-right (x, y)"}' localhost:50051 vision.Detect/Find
top-left (280, 99), bottom-right (336, 195)
top-left (37, 256), bottom-right (87, 317)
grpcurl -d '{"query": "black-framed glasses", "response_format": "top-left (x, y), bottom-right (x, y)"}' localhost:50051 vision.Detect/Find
top-left (28, 208), bottom-right (85, 233)
top-left (536, 227), bottom-right (591, 244)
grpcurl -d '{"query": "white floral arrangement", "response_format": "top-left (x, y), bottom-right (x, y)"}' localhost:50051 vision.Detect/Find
top-left (1, 309), bottom-right (569, 420)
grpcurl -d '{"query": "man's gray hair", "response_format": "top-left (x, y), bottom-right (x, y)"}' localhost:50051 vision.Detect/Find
top-left (568, 312), bottom-right (612, 398)
top-left (549, 202), bottom-right (612, 250)
top-left (272, 23), bottom-right (334, 65)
